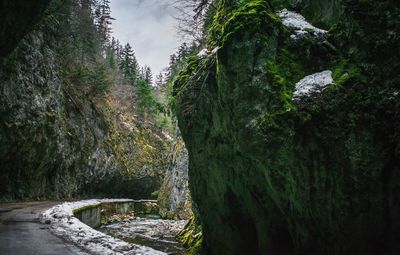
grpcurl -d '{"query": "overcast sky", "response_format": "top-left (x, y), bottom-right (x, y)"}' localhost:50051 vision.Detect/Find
top-left (110, 0), bottom-right (181, 75)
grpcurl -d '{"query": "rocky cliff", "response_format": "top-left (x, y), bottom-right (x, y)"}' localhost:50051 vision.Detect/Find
top-left (0, 0), bottom-right (170, 200)
top-left (0, 0), bottom-right (51, 61)
top-left (158, 125), bottom-right (192, 220)
top-left (174, 0), bottom-right (399, 254)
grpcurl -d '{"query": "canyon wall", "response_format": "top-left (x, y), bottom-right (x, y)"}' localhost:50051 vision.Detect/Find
top-left (174, 0), bottom-right (400, 254)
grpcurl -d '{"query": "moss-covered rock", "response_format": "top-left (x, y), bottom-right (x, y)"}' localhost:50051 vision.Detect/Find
top-left (177, 215), bottom-right (202, 255)
top-left (174, 0), bottom-right (400, 254)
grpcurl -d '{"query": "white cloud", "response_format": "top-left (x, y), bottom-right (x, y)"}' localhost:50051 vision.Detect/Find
top-left (110, 0), bottom-right (181, 75)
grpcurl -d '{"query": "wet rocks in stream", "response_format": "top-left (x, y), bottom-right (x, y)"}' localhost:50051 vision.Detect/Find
top-left (99, 217), bottom-right (187, 255)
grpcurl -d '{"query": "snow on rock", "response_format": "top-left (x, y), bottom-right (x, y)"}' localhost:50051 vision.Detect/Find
top-left (211, 47), bottom-right (219, 54)
top-left (40, 199), bottom-right (166, 255)
top-left (293, 70), bottom-right (334, 100)
top-left (197, 47), bottom-right (219, 58)
top-left (389, 90), bottom-right (399, 100)
top-left (277, 9), bottom-right (327, 39)
top-left (197, 49), bottom-right (209, 58)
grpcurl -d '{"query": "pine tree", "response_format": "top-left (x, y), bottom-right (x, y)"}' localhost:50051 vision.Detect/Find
top-left (81, 0), bottom-right (92, 12)
top-left (119, 43), bottom-right (139, 83)
top-left (155, 73), bottom-right (164, 87)
top-left (144, 66), bottom-right (153, 86)
top-left (116, 41), bottom-right (123, 62)
top-left (177, 42), bottom-right (188, 59)
top-left (167, 54), bottom-right (177, 76)
top-left (94, 0), bottom-right (114, 44)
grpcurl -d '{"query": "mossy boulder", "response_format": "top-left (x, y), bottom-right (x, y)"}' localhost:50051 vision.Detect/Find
top-left (174, 0), bottom-right (400, 254)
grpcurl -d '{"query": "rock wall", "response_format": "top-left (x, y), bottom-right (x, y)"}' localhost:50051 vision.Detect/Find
top-left (174, 0), bottom-right (400, 254)
top-left (0, 1), bottom-right (170, 200)
top-left (158, 126), bottom-right (192, 220)
top-left (0, 0), bottom-right (51, 61)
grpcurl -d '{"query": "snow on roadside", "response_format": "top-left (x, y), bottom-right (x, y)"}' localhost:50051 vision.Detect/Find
top-left (277, 9), bottom-right (327, 39)
top-left (293, 70), bottom-right (334, 100)
top-left (40, 199), bottom-right (166, 255)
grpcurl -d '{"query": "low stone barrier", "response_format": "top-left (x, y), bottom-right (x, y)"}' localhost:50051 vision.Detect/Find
top-left (40, 199), bottom-right (165, 255)
top-left (73, 199), bottom-right (158, 228)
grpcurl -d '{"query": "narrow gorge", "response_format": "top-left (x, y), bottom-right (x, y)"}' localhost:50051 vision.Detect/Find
top-left (0, 0), bottom-right (399, 255)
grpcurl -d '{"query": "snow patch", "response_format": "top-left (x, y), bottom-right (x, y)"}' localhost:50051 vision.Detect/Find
top-left (293, 70), bottom-right (334, 100)
top-left (197, 47), bottom-right (219, 58)
top-left (197, 49), bottom-right (209, 58)
top-left (389, 90), bottom-right (399, 100)
top-left (277, 9), bottom-right (327, 39)
top-left (211, 47), bottom-right (219, 54)
top-left (40, 199), bottom-right (166, 255)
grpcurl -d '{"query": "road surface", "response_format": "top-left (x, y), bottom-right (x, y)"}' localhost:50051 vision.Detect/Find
top-left (0, 201), bottom-right (87, 255)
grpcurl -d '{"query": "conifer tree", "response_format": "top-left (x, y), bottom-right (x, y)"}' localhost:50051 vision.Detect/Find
top-left (155, 73), bottom-right (164, 87)
top-left (94, 0), bottom-right (114, 44)
top-left (144, 66), bottom-right (153, 86)
top-left (119, 43), bottom-right (139, 83)
top-left (177, 42), bottom-right (188, 59)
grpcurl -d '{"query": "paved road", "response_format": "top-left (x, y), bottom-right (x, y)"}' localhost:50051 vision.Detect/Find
top-left (0, 201), bottom-right (87, 255)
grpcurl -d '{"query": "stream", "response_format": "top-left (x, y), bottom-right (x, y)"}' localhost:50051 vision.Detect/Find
top-left (98, 215), bottom-right (187, 255)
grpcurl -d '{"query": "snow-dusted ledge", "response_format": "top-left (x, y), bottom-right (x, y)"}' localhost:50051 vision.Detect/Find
top-left (40, 199), bottom-right (166, 255)
top-left (197, 47), bottom-right (219, 58)
top-left (293, 70), bottom-right (334, 100)
top-left (277, 9), bottom-right (327, 39)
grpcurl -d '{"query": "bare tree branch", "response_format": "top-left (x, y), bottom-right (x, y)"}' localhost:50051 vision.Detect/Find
top-left (170, 0), bottom-right (214, 42)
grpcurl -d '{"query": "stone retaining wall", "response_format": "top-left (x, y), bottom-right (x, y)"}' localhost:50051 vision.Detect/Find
top-left (73, 200), bottom-right (158, 228)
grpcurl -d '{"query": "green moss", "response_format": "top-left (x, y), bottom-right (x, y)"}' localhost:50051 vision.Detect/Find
top-left (209, 0), bottom-right (281, 48)
top-left (177, 216), bottom-right (202, 255)
top-left (331, 60), bottom-right (365, 86)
